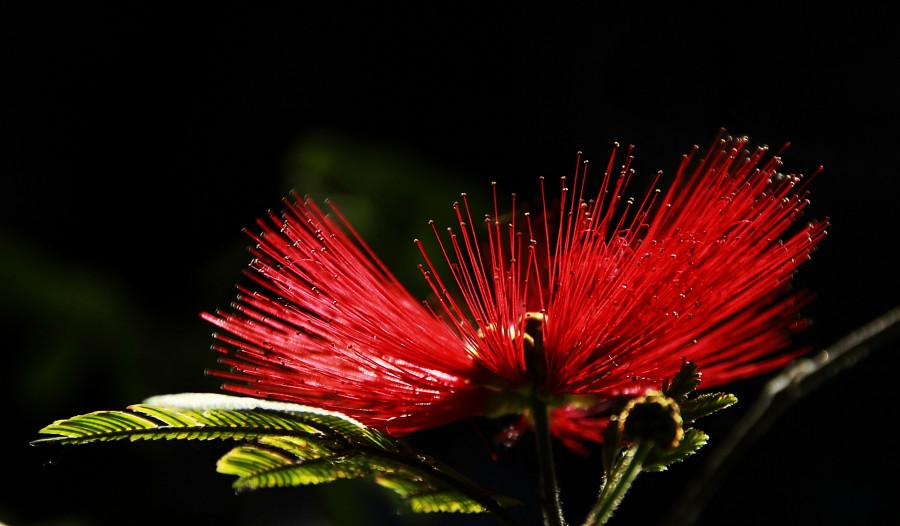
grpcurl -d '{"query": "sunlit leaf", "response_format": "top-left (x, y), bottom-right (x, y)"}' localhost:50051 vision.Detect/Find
top-left (661, 360), bottom-right (702, 401)
top-left (641, 428), bottom-right (709, 472)
top-left (32, 393), bottom-right (518, 516)
top-left (679, 392), bottom-right (738, 424)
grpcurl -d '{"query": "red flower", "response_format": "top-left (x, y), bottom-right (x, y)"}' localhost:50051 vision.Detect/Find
top-left (202, 131), bottom-right (827, 454)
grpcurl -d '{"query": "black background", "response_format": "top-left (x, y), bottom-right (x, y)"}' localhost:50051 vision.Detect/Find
top-left (3, 3), bottom-right (899, 526)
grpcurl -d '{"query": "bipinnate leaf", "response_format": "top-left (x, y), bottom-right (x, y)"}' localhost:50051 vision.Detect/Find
top-left (641, 428), bottom-right (709, 472)
top-left (31, 393), bottom-right (375, 445)
top-left (216, 441), bottom-right (372, 488)
top-left (33, 393), bottom-right (518, 516)
top-left (661, 360), bottom-right (702, 401)
top-left (679, 392), bottom-right (738, 424)
top-left (218, 437), bottom-right (518, 514)
top-left (376, 473), bottom-right (503, 513)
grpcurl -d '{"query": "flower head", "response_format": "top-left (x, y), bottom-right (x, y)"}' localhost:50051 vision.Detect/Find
top-left (202, 131), bottom-right (827, 453)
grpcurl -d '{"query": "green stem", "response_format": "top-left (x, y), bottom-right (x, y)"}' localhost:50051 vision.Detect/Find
top-left (582, 440), bottom-right (652, 526)
top-left (532, 397), bottom-right (565, 526)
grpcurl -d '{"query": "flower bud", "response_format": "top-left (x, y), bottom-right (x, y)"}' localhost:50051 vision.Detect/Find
top-left (617, 391), bottom-right (683, 450)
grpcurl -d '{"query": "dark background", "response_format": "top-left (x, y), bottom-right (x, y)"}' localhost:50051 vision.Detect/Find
top-left (3, 3), bottom-right (899, 526)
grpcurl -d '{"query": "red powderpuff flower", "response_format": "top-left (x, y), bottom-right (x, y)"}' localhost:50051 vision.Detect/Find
top-left (202, 131), bottom-right (827, 455)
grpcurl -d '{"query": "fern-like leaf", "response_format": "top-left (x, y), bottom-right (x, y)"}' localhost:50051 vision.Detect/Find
top-left (33, 393), bottom-right (518, 517)
top-left (641, 428), bottom-right (709, 472)
top-left (661, 360), bottom-right (703, 401)
top-left (679, 392), bottom-right (738, 424)
top-left (217, 443), bottom-right (371, 489)
top-left (376, 472), bottom-right (496, 513)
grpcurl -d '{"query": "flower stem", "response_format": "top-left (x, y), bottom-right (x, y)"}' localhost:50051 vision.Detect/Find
top-left (582, 439), bottom-right (652, 526)
top-left (531, 397), bottom-right (566, 526)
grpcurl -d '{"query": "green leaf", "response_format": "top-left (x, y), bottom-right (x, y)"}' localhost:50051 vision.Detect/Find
top-left (218, 443), bottom-right (371, 489)
top-left (32, 393), bottom-right (519, 517)
top-left (641, 428), bottom-right (709, 472)
top-left (214, 428), bottom-right (521, 514)
top-left (376, 472), bottom-right (502, 513)
top-left (661, 360), bottom-right (702, 401)
top-left (679, 392), bottom-right (738, 424)
top-left (32, 393), bottom-right (369, 445)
